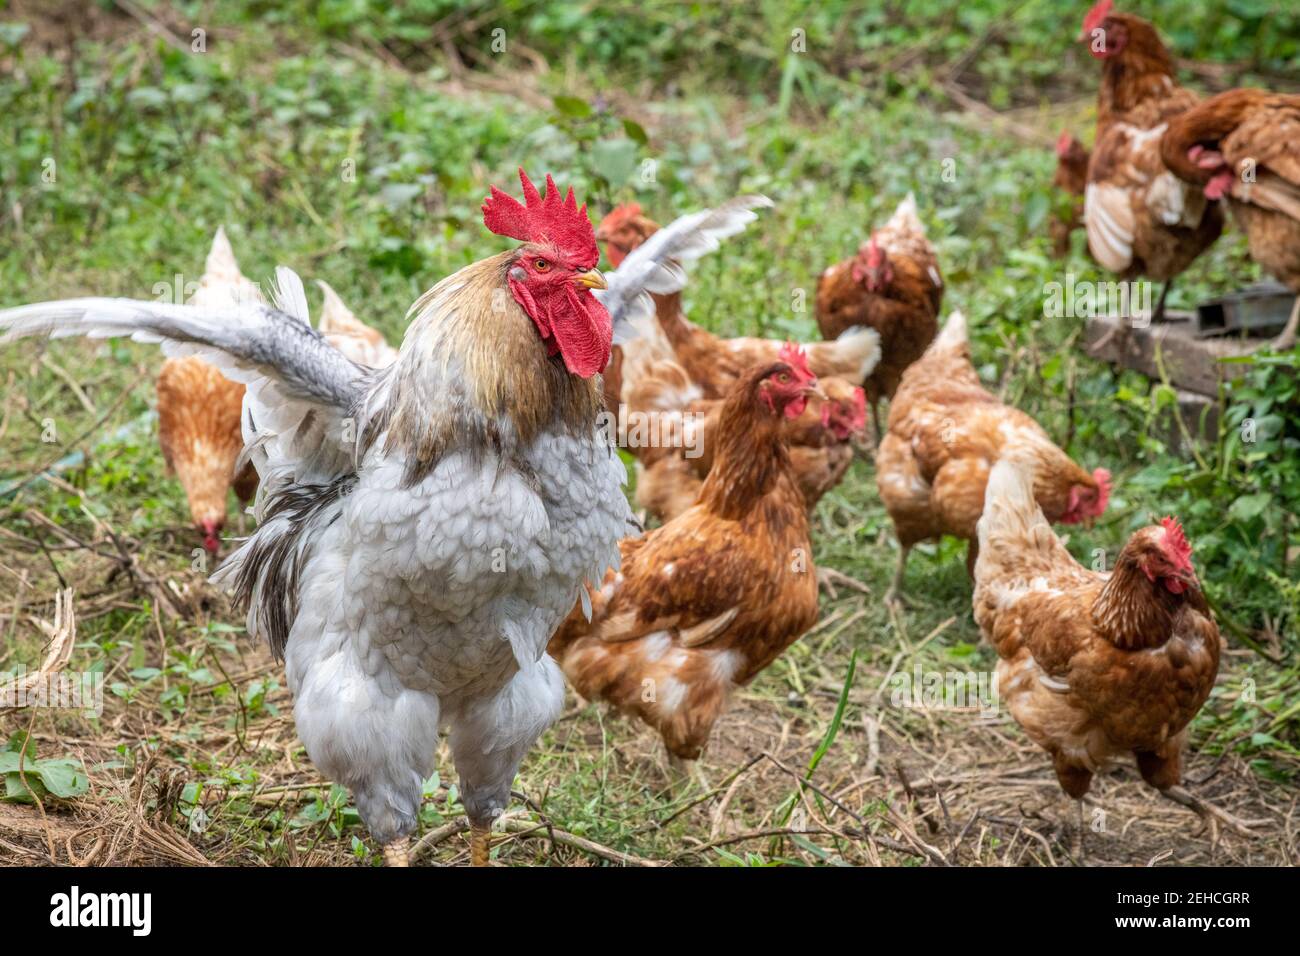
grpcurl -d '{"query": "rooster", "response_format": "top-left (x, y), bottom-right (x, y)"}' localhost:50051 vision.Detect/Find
top-left (1081, 0), bottom-right (1223, 319)
top-left (1, 170), bottom-right (647, 868)
top-left (813, 194), bottom-right (944, 438)
top-left (1051, 132), bottom-right (1091, 258)
top-left (876, 311), bottom-right (1110, 607)
top-left (548, 347), bottom-right (822, 780)
top-left (597, 202), bottom-right (882, 402)
top-left (972, 446), bottom-right (1254, 847)
top-left (1160, 89), bottom-right (1300, 349)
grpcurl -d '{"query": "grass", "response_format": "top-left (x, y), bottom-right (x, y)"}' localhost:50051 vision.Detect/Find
top-left (0, 1), bottom-right (1296, 866)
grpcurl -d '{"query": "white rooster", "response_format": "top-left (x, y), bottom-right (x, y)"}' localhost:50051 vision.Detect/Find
top-left (1, 171), bottom-right (768, 867)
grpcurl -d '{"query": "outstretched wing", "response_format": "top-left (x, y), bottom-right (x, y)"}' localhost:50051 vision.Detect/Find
top-left (0, 266), bottom-right (367, 490)
top-left (597, 195), bottom-right (773, 341)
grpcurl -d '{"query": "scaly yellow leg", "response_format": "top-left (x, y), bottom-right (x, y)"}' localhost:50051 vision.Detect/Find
top-left (382, 838), bottom-right (410, 867)
top-left (470, 823), bottom-right (492, 867)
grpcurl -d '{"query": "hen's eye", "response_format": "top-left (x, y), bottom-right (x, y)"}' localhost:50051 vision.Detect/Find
top-left (778, 373), bottom-right (791, 384)
top-left (535, 258), bottom-right (550, 271)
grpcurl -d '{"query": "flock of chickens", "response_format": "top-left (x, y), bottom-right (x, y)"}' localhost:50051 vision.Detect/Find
top-left (1055, 2), bottom-right (1299, 347)
top-left (2, 1), bottom-right (1291, 864)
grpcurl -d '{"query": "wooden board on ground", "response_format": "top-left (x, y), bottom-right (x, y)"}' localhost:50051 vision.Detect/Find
top-left (1084, 312), bottom-right (1262, 398)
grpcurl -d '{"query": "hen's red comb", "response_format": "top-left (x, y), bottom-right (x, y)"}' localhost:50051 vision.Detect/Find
top-left (1160, 516), bottom-right (1193, 570)
top-left (864, 236), bottom-right (890, 270)
top-left (482, 168), bottom-right (599, 269)
top-left (1056, 131), bottom-right (1075, 158)
top-left (778, 341), bottom-right (815, 382)
top-left (1083, 0), bottom-right (1114, 36)
top-left (850, 386), bottom-right (868, 427)
top-left (1093, 468), bottom-right (1112, 514)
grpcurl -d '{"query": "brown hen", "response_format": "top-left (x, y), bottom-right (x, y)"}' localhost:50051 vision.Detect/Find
top-left (597, 204), bottom-right (882, 404)
top-left (876, 312), bottom-right (1110, 606)
top-left (157, 228), bottom-right (261, 556)
top-left (1051, 132), bottom-right (1091, 258)
top-left (1161, 88), bottom-right (1300, 349)
top-left (972, 447), bottom-right (1245, 845)
top-left (624, 348), bottom-right (866, 523)
top-left (549, 352), bottom-right (823, 777)
top-left (813, 194), bottom-right (943, 435)
top-left (1081, 2), bottom-right (1224, 317)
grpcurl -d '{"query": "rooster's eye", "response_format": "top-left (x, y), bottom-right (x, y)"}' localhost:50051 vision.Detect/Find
top-left (535, 258), bottom-right (550, 271)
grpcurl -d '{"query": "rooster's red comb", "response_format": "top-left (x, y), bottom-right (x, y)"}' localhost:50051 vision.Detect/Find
top-left (1056, 131), bottom-right (1076, 158)
top-left (778, 341), bottom-right (815, 382)
top-left (1083, 0), bottom-right (1114, 36)
top-left (1159, 516), bottom-right (1193, 570)
top-left (482, 168), bottom-right (599, 269)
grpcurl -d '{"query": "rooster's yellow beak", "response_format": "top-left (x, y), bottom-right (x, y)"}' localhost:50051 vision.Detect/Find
top-left (573, 269), bottom-right (607, 290)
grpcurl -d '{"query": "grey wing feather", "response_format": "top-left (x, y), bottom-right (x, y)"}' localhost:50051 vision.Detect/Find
top-left (0, 294), bottom-right (363, 409)
top-left (0, 268), bottom-right (372, 492)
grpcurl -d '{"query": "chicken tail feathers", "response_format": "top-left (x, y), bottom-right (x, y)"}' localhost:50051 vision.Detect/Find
top-left (933, 309), bottom-right (968, 352)
top-left (887, 192), bottom-right (926, 237)
top-left (831, 324), bottom-right (883, 381)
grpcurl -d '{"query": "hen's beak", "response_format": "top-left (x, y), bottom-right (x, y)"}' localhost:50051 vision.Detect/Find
top-left (573, 269), bottom-right (607, 290)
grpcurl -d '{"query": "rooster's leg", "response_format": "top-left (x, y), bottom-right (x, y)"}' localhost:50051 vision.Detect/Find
top-left (469, 823), bottom-right (492, 867)
top-left (884, 545), bottom-right (912, 609)
top-left (1270, 295), bottom-right (1299, 351)
top-left (1160, 785), bottom-right (1268, 839)
top-left (382, 838), bottom-right (411, 867)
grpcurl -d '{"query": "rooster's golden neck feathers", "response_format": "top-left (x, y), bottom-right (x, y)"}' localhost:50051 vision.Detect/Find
top-left (377, 253), bottom-right (602, 486)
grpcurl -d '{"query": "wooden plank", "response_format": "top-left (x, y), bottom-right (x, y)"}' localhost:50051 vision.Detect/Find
top-left (1083, 313), bottom-right (1261, 397)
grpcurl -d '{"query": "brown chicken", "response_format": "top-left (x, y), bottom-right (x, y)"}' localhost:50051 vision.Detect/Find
top-left (813, 194), bottom-right (943, 435)
top-left (972, 447), bottom-right (1248, 846)
top-left (1160, 89), bottom-right (1300, 349)
top-left (549, 352), bottom-right (823, 777)
top-left (876, 311), bottom-right (1111, 606)
top-left (157, 228), bottom-right (261, 555)
top-left (1051, 132), bottom-right (1091, 258)
top-left (597, 203), bottom-right (882, 402)
top-left (1081, 1), bottom-right (1223, 317)
top-left (625, 350), bottom-right (866, 523)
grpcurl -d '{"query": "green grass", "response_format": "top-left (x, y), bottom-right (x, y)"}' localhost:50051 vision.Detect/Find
top-left (0, 1), bottom-right (1295, 866)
